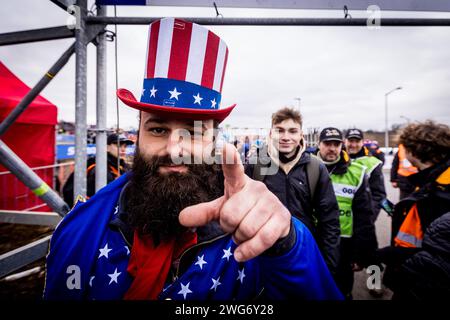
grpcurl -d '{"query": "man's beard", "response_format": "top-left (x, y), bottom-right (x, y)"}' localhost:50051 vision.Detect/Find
top-left (125, 147), bottom-right (223, 243)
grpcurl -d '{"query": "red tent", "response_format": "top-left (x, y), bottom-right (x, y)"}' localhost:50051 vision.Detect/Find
top-left (0, 61), bottom-right (57, 211)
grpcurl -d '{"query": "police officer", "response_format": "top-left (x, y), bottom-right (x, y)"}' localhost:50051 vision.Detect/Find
top-left (345, 129), bottom-right (387, 223)
top-left (317, 127), bottom-right (377, 298)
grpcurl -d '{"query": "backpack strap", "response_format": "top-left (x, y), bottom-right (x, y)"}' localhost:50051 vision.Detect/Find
top-left (252, 149), bottom-right (321, 202)
top-left (306, 154), bottom-right (321, 201)
top-left (251, 146), bottom-right (271, 182)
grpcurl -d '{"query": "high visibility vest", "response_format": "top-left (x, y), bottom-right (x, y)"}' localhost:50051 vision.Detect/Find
top-left (394, 204), bottom-right (423, 248)
top-left (353, 155), bottom-right (382, 178)
top-left (330, 161), bottom-right (366, 238)
top-left (394, 167), bottom-right (450, 248)
top-left (397, 144), bottom-right (418, 177)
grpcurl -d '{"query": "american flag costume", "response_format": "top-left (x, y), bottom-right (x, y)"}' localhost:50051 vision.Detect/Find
top-left (44, 173), bottom-right (342, 300)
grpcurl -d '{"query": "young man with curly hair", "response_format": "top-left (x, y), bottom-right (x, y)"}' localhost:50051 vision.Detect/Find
top-left (378, 120), bottom-right (450, 299)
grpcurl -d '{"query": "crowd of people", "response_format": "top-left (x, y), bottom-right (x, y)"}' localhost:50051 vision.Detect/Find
top-left (46, 18), bottom-right (449, 301)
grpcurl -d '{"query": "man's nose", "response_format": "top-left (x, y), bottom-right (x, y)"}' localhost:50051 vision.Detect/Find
top-left (166, 130), bottom-right (192, 161)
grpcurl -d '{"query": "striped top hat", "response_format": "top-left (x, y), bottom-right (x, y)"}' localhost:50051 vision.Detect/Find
top-left (117, 18), bottom-right (236, 122)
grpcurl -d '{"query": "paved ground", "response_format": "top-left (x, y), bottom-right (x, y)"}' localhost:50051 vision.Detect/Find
top-left (352, 169), bottom-right (397, 300)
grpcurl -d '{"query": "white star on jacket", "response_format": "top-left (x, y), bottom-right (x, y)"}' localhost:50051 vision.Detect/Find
top-left (195, 255), bottom-right (207, 270)
top-left (222, 247), bottom-right (233, 261)
top-left (168, 87), bottom-right (182, 100)
top-left (108, 268), bottom-right (121, 285)
top-left (210, 277), bottom-right (222, 291)
top-left (178, 282), bottom-right (193, 299)
top-left (98, 243), bottom-right (112, 259)
top-left (210, 98), bottom-right (217, 108)
top-left (150, 85), bottom-right (157, 98)
top-left (89, 276), bottom-right (95, 287)
top-left (141, 88), bottom-right (145, 97)
top-left (193, 93), bottom-right (203, 105)
top-left (237, 268), bottom-right (246, 283)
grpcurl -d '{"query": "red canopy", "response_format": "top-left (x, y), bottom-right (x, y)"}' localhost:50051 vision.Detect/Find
top-left (0, 61), bottom-right (58, 211)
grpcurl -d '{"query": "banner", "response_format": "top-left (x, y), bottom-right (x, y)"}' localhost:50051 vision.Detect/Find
top-left (56, 144), bottom-right (135, 160)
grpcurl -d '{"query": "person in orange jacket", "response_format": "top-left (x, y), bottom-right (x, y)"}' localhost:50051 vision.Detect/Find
top-left (377, 120), bottom-right (450, 299)
top-left (390, 143), bottom-right (418, 200)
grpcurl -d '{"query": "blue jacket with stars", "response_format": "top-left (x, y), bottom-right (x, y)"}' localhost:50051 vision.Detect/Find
top-left (44, 173), bottom-right (343, 300)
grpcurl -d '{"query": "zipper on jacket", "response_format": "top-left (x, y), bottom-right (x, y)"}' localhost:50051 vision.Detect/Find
top-left (116, 222), bottom-right (228, 280)
top-left (175, 233), bottom-right (229, 279)
top-left (118, 227), bottom-right (132, 248)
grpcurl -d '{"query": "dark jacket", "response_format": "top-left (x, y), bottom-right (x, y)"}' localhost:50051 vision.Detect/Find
top-left (390, 152), bottom-right (416, 195)
top-left (392, 157), bottom-right (450, 238)
top-left (62, 153), bottom-right (129, 208)
top-left (379, 157), bottom-right (450, 293)
top-left (370, 148), bottom-right (385, 165)
top-left (245, 151), bottom-right (341, 274)
top-left (393, 212), bottom-right (450, 300)
top-left (350, 147), bottom-right (386, 219)
top-left (323, 152), bottom-right (378, 267)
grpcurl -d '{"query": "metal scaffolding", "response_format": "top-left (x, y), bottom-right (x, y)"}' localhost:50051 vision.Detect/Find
top-left (86, 16), bottom-right (450, 26)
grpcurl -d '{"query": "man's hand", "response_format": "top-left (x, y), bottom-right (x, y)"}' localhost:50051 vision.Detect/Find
top-left (391, 182), bottom-right (398, 188)
top-left (179, 143), bottom-right (291, 262)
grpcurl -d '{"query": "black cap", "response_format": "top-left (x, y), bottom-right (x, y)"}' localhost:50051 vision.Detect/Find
top-left (319, 127), bottom-right (343, 142)
top-left (107, 133), bottom-right (133, 146)
top-left (345, 128), bottom-right (364, 140)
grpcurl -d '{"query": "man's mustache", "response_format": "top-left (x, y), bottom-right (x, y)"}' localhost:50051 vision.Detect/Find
top-left (144, 154), bottom-right (208, 169)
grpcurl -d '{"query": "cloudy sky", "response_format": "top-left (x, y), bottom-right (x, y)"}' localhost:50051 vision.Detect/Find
top-left (1, 1), bottom-right (450, 133)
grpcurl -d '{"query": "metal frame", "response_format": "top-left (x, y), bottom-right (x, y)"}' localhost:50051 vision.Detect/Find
top-left (0, 27), bottom-right (75, 46)
top-left (1, 0), bottom-right (450, 279)
top-left (0, 140), bottom-right (70, 216)
top-left (0, 236), bottom-right (51, 279)
top-left (0, 210), bottom-right (61, 227)
top-left (95, 5), bottom-right (108, 191)
top-left (73, 0), bottom-right (88, 199)
top-left (87, 16), bottom-right (450, 26)
top-left (0, 0), bottom-right (106, 278)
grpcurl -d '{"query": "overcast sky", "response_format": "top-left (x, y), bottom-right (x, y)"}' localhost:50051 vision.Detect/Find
top-left (1, 1), bottom-right (450, 133)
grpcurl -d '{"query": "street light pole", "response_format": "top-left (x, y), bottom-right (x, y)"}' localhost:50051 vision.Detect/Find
top-left (294, 97), bottom-right (301, 112)
top-left (400, 115), bottom-right (411, 124)
top-left (384, 86), bottom-right (402, 150)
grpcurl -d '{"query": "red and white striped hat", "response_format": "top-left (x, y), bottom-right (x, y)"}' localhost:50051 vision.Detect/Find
top-left (117, 18), bottom-right (236, 122)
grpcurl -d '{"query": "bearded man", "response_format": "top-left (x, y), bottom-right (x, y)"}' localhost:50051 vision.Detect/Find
top-left (44, 18), bottom-right (342, 300)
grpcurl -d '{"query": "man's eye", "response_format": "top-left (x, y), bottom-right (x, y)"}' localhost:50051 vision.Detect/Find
top-left (149, 128), bottom-right (167, 135)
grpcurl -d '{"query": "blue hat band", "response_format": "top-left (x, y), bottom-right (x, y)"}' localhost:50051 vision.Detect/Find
top-left (140, 78), bottom-right (222, 110)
